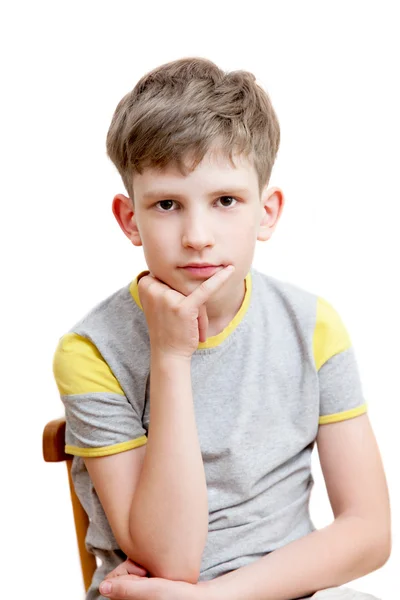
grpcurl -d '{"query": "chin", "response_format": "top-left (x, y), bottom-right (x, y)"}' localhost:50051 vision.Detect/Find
top-left (155, 270), bottom-right (186, 293)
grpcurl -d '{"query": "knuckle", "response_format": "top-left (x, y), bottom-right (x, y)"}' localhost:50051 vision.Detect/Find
top-left (147, 286), bottom-right (158, 300)
top-left (170, 301), bottom-right (182, 314)
top-left (137, 275), bottom-right (149, 288)
top-left (161, 289), bottom-right (173, 302)
top-left (140, 282), bottom-right (157, 301)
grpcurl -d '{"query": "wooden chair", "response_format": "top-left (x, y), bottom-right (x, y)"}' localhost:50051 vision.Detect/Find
top-left (42, 417), bottom-right (96, 592)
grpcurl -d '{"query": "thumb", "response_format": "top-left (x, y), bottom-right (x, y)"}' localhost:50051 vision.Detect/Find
top-left (100, 575), bottom-right (147, 598)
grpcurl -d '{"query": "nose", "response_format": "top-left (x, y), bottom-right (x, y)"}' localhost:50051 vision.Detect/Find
top-left (181, 215), bottom-right (215, 250)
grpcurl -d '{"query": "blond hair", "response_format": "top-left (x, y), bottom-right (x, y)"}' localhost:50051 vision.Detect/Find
top-left (106, 57), bottom-right (280, 201)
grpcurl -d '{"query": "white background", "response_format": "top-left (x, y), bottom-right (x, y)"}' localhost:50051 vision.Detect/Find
top-left (1, 1), bottom-right (398, 598)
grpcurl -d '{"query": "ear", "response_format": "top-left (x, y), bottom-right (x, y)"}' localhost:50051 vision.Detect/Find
top-left (112, 194), bottom-right (142, 247)
top-left (257, 187), bottom-right (285, 242)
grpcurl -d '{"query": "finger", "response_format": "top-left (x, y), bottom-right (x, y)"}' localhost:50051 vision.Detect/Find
top-left (100, 575), bottom-right (148, 599)
top-left (105, 560), bottom-right (147, 579)
top-left (183, 265), bottom-right (235, 311)
top-left (137, 273), bottom-right (170, 307)
top-left (136, 270), bottom-right (151, 284)
top-left (138, 272), bottom-right (181, 300)
top-left (197, 303), bottom-right (209, 343)
top-left (104, 562), bottom-right (130, 579)
top-left (123, 560), bottom-right (148, 577)
top-left (104, 566), bottom-right (126, 579)
top-left (137, 273), bottom-right (156, 291)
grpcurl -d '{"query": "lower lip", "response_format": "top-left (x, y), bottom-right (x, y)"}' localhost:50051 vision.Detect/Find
top-left (181, 266), bottom-right (222, 277)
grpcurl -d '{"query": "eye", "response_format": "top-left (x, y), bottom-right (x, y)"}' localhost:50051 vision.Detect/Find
top-left (154, 196), bottom-right (238, 212)
top-left (216, 196), bottom-right (238, 208)
top-left (156, 200), bottom-right (177, 211)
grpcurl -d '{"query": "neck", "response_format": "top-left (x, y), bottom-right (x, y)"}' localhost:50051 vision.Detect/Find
top-left (205, 277), bottom-right (246, 327)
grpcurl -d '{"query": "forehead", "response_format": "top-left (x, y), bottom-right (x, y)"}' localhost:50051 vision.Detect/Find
top-left (132, 148), bottom-right (258, 196)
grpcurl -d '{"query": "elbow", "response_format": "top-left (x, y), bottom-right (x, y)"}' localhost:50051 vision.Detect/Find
top-left (124, 536), bottom-right (201, 583)
top-left (127, 518), bottom-right (203, 583)
top-left (374, 532), bottom-right (392, 568)
top-left (348, 512), bottom-right (392, 571)
top-left (368, 524), bottom-right (392, 570)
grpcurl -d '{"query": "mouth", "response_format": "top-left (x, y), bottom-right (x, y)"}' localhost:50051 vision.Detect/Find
top-left (181, 263), bottom-right (221, 268)
top-left (180, 265), bottom-right (224, 278)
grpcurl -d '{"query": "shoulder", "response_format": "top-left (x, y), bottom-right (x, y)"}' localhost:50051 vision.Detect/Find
top-left (251, 267), bottom-right (317, 307)
top-left (250, 267), bottom-right (318, 330)
top-left (56, 280), bottom-right (143, 346)
top-left (53, 332), bottom-right (124, 396)
top-left (52, 282), bottom-right (138, 396)
top-left (313, 296), bottom-right (351, 370)
top-left (76, 282), bottom-right (140, 333)
top-left (250, 268), bottom-right (350, 367)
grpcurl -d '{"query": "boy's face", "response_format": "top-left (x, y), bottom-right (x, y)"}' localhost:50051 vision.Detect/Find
top-left (113, 147), bottom-right (283, 310)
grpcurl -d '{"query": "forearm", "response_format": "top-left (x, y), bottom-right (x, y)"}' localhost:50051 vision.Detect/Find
top-left (129, 353), bottom-right (208, 582)
top-left (201, 515), bottom-right (389, 600)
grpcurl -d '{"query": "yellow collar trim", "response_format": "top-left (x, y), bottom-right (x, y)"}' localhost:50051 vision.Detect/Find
top-left (129, 270), bottom-right (252, 349)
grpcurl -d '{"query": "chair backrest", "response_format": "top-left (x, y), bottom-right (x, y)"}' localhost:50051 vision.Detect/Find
top-left (43, 417), bottom-right (97, 592)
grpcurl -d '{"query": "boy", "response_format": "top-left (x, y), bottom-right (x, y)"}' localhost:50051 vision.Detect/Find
top-left (53, 57), bottom-right (390, 600)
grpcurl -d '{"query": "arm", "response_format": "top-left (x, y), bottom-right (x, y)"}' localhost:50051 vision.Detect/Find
top-left (129, 353), bottom-right (208, 581)
top-left (86, 354), bottom-right (208, 583)
top-left (199, 414), bottom-right (391, 600)
top-left (84, 268), bottom-right (236, 584)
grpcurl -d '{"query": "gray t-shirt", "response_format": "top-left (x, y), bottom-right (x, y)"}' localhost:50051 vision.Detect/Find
top-left (53, 266), bottom-right (367, 599)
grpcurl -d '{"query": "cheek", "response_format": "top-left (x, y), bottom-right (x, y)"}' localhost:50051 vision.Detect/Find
top-left (140, 227), bottom-right (169, 254)
top-left (146, 238), bottom-right (165, 258)
top-left (229, 217), bottom-right (258, 241)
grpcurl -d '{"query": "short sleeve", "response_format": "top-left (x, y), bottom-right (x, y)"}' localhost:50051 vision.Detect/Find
top-left (313, 297), bottom-right (368, 425)
top-left (53, 333), bottom-right (147, 457)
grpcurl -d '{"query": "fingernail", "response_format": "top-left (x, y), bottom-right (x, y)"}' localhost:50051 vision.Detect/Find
top-left (226, 265), bottom-right (234, 272)
top-left (100, 581), bottom-right (112, 595)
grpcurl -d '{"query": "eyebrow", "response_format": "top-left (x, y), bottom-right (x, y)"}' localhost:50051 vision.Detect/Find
top-left (141, 188), bottom-right (250, 201)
